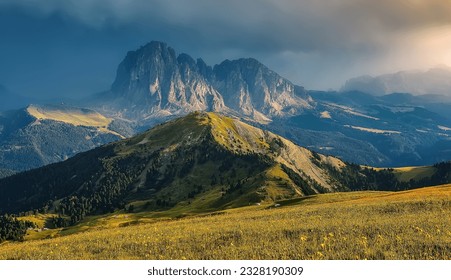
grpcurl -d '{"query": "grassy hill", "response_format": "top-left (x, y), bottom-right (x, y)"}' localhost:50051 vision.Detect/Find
top-left (0, 112), bottom-right (362, 222)
top-left (0, 184), bottom-right (449, 260)
top-left (0, 112), bottom-right (450, 255)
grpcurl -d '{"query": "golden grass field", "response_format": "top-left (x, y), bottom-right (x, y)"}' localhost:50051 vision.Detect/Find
top-left (0, 184), bottom-right (450, 260)
top-left (27, 105), bottom-right (112, 128)
top-left (26, 105), bottom-right (124, 137)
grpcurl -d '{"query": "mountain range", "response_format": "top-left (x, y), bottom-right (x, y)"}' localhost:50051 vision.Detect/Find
top-left (0, 104), bottom-right (128, 172)
top-left (0, 41), bottom-right (450, 175)
top-left (88, 41), bottom-right (451, 166)
top-left (93, 41), bottom-right (311, 125)
top-left (3, 112), bottom-right (447, 223)
top-left (0, 113), bottom-right (338, 216)
top-left (272, 90), bottom-right (451, 166)
top-left (342, 66), bottom-right (451, 96)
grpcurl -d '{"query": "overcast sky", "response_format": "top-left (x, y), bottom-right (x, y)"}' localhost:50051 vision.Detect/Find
top-left (1, 0), bottom-right (451, 99)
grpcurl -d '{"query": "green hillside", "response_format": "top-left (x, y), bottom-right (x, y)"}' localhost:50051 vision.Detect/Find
top-left (1, 184), bottom-right (449, 260)
top-left (0, 112), bottom-right (449, 239)
top-left (0, 112), bottom-right (345, 220)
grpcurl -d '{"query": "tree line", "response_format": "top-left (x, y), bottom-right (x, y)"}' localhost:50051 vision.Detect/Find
top-left (0, 215), bottom-right (35, 242)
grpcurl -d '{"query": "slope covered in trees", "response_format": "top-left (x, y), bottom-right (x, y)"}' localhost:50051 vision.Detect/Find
top-left (0, 112), bottom-right (449, 227)
top-left (0, 215), bottom-right (35, 242)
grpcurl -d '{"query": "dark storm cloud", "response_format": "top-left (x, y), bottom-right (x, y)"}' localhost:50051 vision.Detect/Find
top-left (5, 0), bottom-right (451, 50)
top-left (1, 0), bottom-right (451, 95)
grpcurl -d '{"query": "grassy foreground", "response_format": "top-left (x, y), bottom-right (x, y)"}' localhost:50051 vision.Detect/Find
top-left (0, 185), bottom-right (450, 260)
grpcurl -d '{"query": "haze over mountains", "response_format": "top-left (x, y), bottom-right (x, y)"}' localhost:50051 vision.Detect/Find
top-left (342, 66), bottom-right (451, 97)
top-left (0, 41), bottom-right (450, 176)
top-left (0, 84), bottom-right (32, 111)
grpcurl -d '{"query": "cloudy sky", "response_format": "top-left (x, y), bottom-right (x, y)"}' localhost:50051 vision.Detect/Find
top-left (1, 0), bottom-right (451, 99)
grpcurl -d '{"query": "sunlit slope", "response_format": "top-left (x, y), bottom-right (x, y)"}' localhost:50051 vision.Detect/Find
top-left (111, 112), bottom-right (351, 208)
top-left (1, 112), bottom-right (449, 229)
top-left (0, 105), bottom-right (125, 172)
top-left (207, 112), bottom-right (345, 190)
top-left (27, 104), bottom-right (122, 137)
top-left (393, 166), bottom-right (438, 182)
top-left (1, 184), bottom-right (449, 260)
top-left (0, 112), bottom-right (352, 220)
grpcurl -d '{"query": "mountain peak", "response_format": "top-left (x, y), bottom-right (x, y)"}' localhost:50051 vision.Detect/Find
top-left (137, 41), bottom-right (175, 57)
top-left (130, 111), bottom-right (345, 191)
top-left (177, 53), bottom-right (197, 67)
top-left (0, 111), bottom-right (348, 216)
top-left (102, 41), bottom-right (312, 124)
top-left (212, 57), bottom-right (311, 118)
top-left (109, 41), bottom-right (226, 120)
top-left (213, 57), bottom-right (268, 78)
top-left (111, 41), bottom-right (177, 95)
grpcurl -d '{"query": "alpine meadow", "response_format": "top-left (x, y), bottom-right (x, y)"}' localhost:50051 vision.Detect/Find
top-left (0, 112), bottom-right (450, 260)
top-left (1, 1), bottom-right (451, 262)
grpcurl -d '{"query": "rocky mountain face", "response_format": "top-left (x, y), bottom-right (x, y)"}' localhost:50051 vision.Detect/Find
top-left (91, 41), bottom-right (450, 167)
top-left (108, 42), bottom-right (226, 119)
top-left (1, 41), bottom-right (450, 172)
top-left (212, 58), bottom-right (311, 120)
top-left (0, 112), bottom-right (424, 220)
top-left (97, 41), bottom-right (311, 124)
top-left (342, 66), bottom-right (451, 96)
top-left (0, 104), bottom-right (129, 172)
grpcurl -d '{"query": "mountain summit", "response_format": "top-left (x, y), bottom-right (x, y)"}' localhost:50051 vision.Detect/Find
top-left (0, 112), bottom-right (350, 219)
top-left (110, 42), bottom-right (226, 118)
top-left (100, 41), bottom-right (311, 123)
top-left (1, 112), bottom-right (447, 223)
top-left (213, 58), bottom-right (311, 118)
top-left (2, 42), bottom-right (449, 175)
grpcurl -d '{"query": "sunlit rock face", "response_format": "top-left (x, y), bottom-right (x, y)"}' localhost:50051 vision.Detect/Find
top-left (107, 41), bottom-right (312, 122)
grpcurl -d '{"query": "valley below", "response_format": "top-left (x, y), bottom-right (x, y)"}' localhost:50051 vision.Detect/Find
top-left (1, 184), bottom-right (450, 260)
